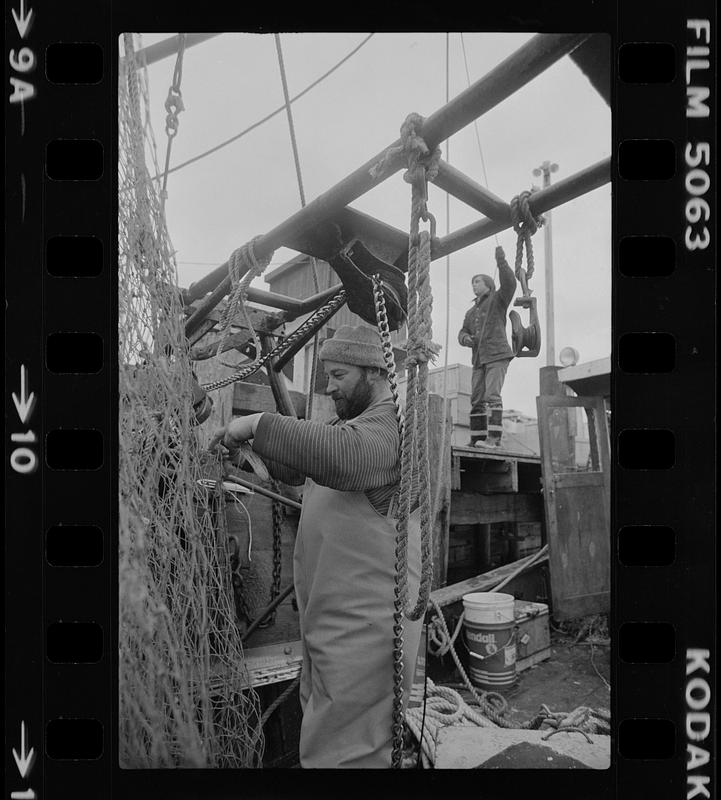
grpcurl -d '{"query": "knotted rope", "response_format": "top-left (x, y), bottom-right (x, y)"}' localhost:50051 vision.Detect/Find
top-left (214, 237), bottom-right (273, 365)
top-left (386, 112), bottom-right (441, 770)
top-left (509, 189), bottom-right (544, 287)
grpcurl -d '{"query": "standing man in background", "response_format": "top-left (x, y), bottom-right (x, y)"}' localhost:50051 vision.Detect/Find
top-left (458, 246), bottom-right (517, 447)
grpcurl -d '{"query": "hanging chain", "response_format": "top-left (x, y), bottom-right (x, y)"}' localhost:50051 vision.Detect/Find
top-left (265, 488), bottom-right (285, 627)
top-left (201, 289), bottom-right (347, 392)
top-left (374, 272), bottom-right (407, 770)
top-left (159, 34), bottom-right (187, 207)
top-left (372, 275), bottom-right (404, 434)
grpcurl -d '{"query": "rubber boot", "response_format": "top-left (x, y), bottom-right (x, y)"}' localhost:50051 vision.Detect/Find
top-left (487, 407), bottom-right (504, 447)
top-left (469, 412), bottom-right (488, 447)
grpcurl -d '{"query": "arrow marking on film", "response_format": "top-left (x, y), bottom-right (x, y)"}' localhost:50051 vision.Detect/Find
top-left (12, 365), bottom-right (36, 425)
top-left (12, 721), bottom-right (36, 780)
top-left (11, 0), bottom-right (34, 38)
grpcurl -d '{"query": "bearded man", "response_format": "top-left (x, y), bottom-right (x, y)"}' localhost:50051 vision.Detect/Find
top-left (210, 325), bottom-right (422, 768)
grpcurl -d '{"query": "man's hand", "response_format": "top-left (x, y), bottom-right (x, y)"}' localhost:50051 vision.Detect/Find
top-left (461, 333), bottom-right (475, 348)
top-left (495, 245), bottom-right (506, 263)
top-left (208, 413), bottom-right (264, 452)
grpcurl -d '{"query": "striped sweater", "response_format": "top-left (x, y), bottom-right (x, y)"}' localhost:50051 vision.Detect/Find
top-left (252, 396), bottom-right (404, 515)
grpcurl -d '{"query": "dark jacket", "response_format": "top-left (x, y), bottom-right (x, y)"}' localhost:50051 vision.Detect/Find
top-left (458, 251), bottom-right (517, 366)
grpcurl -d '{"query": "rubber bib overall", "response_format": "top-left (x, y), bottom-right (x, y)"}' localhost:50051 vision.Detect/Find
top-left (294, 479), bottom-right (423, 768)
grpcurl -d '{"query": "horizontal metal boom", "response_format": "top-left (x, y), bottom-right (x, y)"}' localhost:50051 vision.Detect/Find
top-left (184, 32), bottom-right (591, 336)
top-left (433, 157), bottom-right (611, 259)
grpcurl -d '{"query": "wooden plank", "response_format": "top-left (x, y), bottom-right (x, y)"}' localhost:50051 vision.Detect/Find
top-left (191, 330), bottom-right (255, 361)
top-left (452, 445), bottom-right (540, 464)
top-left (537, 395), bottom-right (610, 620)
top-left (186, 299), bottom-right (286, 333)
top-left (472, 460), bottom-right (517, 493)
top-left (450, 492), bottom-right (544, 526)
top-left (451, 455), bottom-right (462, 491)
top-left (430, 552), bottom-right (549, 609)
top-left (233, 382), bottom-right (306, 417)
top-left (554, 471), bottom-right (604, 489)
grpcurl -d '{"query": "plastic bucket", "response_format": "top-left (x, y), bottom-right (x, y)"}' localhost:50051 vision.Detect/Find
top-left (462, 592), bottom-right (517, 690)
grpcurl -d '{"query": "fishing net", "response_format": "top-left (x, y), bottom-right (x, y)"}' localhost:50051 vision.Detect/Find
top-left (118, 33), bottom-right (264, 768)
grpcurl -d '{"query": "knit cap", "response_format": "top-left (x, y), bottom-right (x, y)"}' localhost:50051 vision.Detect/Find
top-left (318, 325), bottom-right (386, 369)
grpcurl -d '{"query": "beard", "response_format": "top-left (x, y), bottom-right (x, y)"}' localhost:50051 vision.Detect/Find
top-left (332, 375), bottom-right (374, 420)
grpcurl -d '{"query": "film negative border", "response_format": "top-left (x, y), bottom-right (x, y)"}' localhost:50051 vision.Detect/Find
top-left (614, 8), bottom-right (715, 800)
top-left (6, 1), bottom-right (114, 798)
top-left (3, 1), bottom-right (715, 798)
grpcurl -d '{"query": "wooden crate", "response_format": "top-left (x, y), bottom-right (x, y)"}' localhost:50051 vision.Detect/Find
top-left (514, 600), bottom-right (551, 672)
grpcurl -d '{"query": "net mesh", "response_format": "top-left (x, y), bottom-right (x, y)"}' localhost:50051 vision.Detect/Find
top-left (118, 33), bottom-right (264, 768)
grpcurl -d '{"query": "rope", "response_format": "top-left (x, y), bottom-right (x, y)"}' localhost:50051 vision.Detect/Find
top-left (386, 112), bottom-right (442, 769)
top-left (214, 237), bottom-right (272, 363)
top-left (143, 34), bottom-right (376, 184)
top-left (405, 678), bottom-right (498, 767)
top-left (509, 190), bottom-right (544, 287)
top-left (459, 32), bottom-right (499, 252)
top-left (259, 675), bottom-right (301, 729)
top-left (430, 32), bottom-right (453, 542)
top-left (159, 34), bottom-right (186, 209)
top-left (274, 32), bottom-right (323, 422)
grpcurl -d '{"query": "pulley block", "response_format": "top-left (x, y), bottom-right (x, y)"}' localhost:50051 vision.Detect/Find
top-left (328, 239), bottom-right (407, 331)
top-left (509, 295), bottom-right (541, 358)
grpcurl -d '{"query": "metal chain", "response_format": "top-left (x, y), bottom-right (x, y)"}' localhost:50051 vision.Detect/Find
top-left (373, 271), bottom-right (407, 769)
top-left (201, 289), bottom-right (347, 392)
top-left (160, 33), bottom-right (186, 206)
top-left (372, 275), bottom-right (404, 434)
top-left (305, 258), bottom-right (321, 420)
top-left (265, 489), bottom-right (285, 627)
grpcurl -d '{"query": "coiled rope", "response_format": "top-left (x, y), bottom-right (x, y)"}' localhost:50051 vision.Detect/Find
top-left (405, 678), bottom-right (498, 768)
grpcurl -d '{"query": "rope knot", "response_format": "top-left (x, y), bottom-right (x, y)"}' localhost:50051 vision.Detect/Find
top-left (369, 112), bottom-right (441, 189)
top-left (404, 339), bottom-right (441, 367)
top-left (215, 236), bottom-right (274, 361)
top-left (510, 189), bottom-right (544, 236)
top-left (399, 113), bottom-right (442, 189)
top-left (509, 189), bottom-right (544, 283)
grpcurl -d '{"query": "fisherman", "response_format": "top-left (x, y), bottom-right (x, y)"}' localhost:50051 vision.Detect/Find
top-left (458, 245), bottom-right (517, 448)
top-left (209, 324), bottom-right (422, 768)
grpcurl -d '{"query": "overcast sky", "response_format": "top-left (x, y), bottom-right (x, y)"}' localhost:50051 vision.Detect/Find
top-left (133, 31), bottom-right (611, 417)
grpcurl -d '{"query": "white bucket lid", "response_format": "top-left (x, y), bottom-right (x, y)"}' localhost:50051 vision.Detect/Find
top-left (462, 592), bottom-right (515, 607)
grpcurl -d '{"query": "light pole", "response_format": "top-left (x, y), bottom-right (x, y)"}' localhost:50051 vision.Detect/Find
top-left (532, 161), bottom-right (559, 366)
